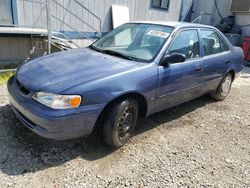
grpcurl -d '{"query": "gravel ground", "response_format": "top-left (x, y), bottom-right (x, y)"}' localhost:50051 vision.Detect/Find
top-left (0, 67), bottom-right (250, 188)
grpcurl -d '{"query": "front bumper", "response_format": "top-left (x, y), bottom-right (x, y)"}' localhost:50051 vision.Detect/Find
top-left (7, 76), bottom-right (105, 140)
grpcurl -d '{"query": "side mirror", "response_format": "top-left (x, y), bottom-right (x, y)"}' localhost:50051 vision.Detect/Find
top-left (160, 53), bottom-right (186, 66)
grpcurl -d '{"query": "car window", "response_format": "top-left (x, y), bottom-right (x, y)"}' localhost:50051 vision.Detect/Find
top-left (92, 23), bottom-right (173, 61)
top-left (200, 29), bottom-right (228, 56)
top-left (167, 29), bottom-right (200, 60)
top-left (101, 28), bottom-right (135, 47)
top-left (141, 27), bottom-right (167, 47)
top-left (220, 37), bottom-right (229, 52)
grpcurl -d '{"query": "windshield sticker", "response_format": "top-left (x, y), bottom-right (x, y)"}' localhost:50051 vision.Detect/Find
top-left (147, 30), bottom-right (170, 38)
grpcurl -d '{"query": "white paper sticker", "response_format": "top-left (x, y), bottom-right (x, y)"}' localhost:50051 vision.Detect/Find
top-left (147, 30), bottom-right (170, 38)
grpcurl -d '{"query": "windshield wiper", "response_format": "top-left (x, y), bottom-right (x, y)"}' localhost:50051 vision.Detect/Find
top-left (102, 50), bottom-right (133, 60)
top-left (89, 45), bottom-right (104, 53)
top-left (103, 50), bottom-right (144, 62)
top-left (89, 46), bottom-right (143, 62)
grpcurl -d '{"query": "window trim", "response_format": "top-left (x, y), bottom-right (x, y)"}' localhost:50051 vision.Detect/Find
top-left (151, 0), bottom-right (170, 11)
top-left (219, 35), bottom-right (229, 52)
top-left (11, 0), bottom-right (18, 26)
top-left (165, 28), bottom-right (202, 62)
top-left (199, 28), bottom-right (230, 58)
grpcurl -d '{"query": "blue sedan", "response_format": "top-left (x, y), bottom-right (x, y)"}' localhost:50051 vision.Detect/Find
top-left (7, 22), bottom-right (243, 147)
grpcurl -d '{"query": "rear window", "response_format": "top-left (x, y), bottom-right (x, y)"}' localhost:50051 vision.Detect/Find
top-left (200, 29), bottom-right (229, 56)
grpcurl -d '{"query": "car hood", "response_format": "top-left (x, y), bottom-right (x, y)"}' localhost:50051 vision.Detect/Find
top-left (16, 48), bottom-right (144, 93)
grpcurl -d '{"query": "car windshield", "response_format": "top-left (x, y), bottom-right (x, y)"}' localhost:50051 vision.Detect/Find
top-left (90, 23), bottom-right (173, 61)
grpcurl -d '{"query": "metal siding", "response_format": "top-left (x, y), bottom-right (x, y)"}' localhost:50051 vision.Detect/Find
top-left (0, 36), bottom-right (48, 69)
top-left (0, 37), bottom-right (30, 61)
top-left (235, 14), bottom-right (250, 36)
top-left (15, 0), bottom-right (181, 32)
top-left (17, 0), bottom-right (47, 28)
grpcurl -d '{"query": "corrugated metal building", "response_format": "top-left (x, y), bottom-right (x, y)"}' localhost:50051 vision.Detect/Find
top-left (17, 0), bottom-right (182, 32)
top-left (0, 0), bottom-right (182, 69)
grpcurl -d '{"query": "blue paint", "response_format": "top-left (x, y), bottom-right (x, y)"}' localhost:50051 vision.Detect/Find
top-left (7, 22), bottom-right (243, 140)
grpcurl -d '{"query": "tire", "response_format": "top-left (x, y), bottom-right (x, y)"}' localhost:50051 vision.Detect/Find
top-left (103, 98), bottom-right (138, 147)
top-left (210, 74), bottom-right (233, 101)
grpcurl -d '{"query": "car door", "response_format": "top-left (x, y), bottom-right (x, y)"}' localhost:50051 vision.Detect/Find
top-left (156, 29), bottom-right (204, 111)
top-left (199, 29), bottom-right (231, 93)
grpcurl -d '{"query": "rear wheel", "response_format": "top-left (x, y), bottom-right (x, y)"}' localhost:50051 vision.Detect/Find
top-left (210, 73), bottom-right (233, 101)
top-left (103, 98), bottom-right (138, 147)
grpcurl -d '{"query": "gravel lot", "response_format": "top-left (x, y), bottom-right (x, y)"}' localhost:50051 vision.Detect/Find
top-left (0, 67), bottom-right (250, 188)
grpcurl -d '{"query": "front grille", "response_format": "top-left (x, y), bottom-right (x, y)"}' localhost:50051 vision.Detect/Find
top-left (12, 105), bottom-right (47, 132)
top-left (16, 79), bottom-right (30, 95)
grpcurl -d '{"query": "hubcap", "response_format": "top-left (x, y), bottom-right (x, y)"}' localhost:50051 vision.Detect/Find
top-left (117, 107), bottom-right (133, 138)
top-left (221, 76), bottom-right (231, 97)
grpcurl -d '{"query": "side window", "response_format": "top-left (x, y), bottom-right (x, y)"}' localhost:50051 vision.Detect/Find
top-left (220, 38), bottom-right (229, 52)
top-left (200, 30), bottom-right (228, 56)
top-left (167, 30), bottom-right (200, 60)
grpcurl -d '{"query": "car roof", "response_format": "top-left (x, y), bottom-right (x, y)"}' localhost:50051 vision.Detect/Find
top-left (130, 21), bottom-right (215, 30)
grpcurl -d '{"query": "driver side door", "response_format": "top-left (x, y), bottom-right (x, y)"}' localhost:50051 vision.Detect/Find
top-left (156, 29), bottom-right (204, 111)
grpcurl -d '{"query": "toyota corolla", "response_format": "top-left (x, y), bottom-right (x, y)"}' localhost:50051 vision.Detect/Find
top-left (7, 22), bottom-right (243, 147)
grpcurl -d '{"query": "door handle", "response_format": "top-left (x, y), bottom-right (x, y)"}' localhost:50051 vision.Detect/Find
top-left (225, 60), bottom-right (230, 64)
top-left (195, 67), bottom-right (203, 72)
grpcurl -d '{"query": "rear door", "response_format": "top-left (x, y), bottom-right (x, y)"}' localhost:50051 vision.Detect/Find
top-left (199, 29), bottom-right (231, 93)
top-left (156, 29), bottom-right (204, 111)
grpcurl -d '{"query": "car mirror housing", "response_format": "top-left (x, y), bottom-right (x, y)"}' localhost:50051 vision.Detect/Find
top-left (160, 53), bottom-right (186, 66)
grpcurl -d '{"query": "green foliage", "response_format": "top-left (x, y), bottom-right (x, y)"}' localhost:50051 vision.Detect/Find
top-left (0, 71), bottom-right (15, 85)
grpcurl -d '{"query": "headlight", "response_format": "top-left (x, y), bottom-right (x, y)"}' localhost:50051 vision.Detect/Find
top-left (32, 92), bottom-right (82, 109)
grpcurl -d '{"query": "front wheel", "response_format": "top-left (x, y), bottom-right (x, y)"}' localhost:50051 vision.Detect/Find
top-left (103, 98), bottom-right (138, 147)
top-left (210, 74), bottom-right (233, 101)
